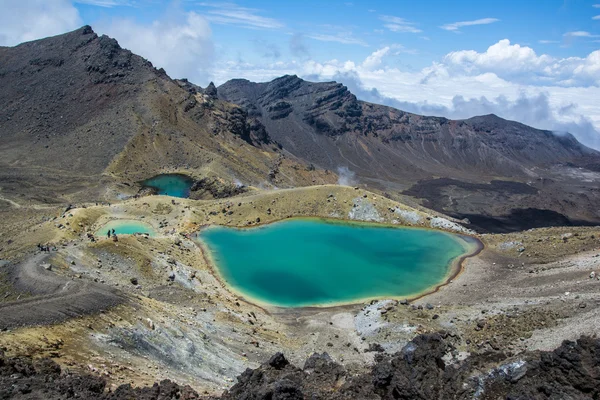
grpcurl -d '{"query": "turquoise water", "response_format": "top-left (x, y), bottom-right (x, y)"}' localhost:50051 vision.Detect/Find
top-left (199, 219), bottom-right (475, 307)
top-left (141, 174), bottom-right (194, 198)
top-left (96, 220), bottom-right (157, 237)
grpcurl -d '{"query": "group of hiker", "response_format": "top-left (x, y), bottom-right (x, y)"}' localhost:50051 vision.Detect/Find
top-left (84, 229), bottom-right (119, 242)
top-left (37, 243), bottom-right (55, 252)
top-left (38, 229), bottom-right (120, 252)
top-left (107, 229), bottom-right (118, 241)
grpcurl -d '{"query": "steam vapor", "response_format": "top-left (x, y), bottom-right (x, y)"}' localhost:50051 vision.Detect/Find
top-left (337, 166), bottom-right (357, 186)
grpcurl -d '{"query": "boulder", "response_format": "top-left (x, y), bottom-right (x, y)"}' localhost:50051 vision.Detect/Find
top-left (268, 352), bottom-right (289, 370)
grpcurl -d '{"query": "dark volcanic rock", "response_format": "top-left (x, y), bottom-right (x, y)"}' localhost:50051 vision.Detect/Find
top-left (480, 336), bottom-right (600, 399)
top-left (0, 352), bottom-right (198, 399)
top-left (403, 177), bottom-right (600, 233)
top-left (1, 334), bottom-right (599, 399)
top-left (189, 177), bottom-right (246, 200)
top-left (268, 352), bottom-right (289, 369)
top-left (220, 333), bottom-right (600, 400)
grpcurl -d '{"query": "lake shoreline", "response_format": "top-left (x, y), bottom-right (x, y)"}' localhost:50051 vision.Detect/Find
top-left (95, 218), bottom-right (158, 238)
top-left (140, 173), bottom-right (195, 198)
top-left (195, 217), bottom-right (484, 310)
top-left (198, 214), bottom-right (478, 238)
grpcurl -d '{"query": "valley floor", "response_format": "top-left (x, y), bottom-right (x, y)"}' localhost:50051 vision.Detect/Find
top-left (0, 184), bottom-right (599, 395)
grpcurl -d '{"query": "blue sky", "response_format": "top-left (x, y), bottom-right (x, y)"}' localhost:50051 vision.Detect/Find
top-left (71, 0), bottom-right (600, 71)
top-left (1, 0), bottom-right (599, 148)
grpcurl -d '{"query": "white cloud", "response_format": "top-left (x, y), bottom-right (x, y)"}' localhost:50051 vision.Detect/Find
top-left (539, 40), bottom-right (560, 44)
top-left (439, 39), bottom-right (600, 87)
top-left (198, 2), bottom-right (283, 30)
top-left (73, 0), bottom-right (132, 7)
top-left (440, 18), bottom-right (499, 32)
top-left (442, 39), bottom-right (551, 73)
top-left (0, 0), bottom-right (82, 46)
top-left (97, 9), bottom-right (214, 83)
top-left (380, 15), bottom-right (422, 33)
top-left (593, 15), bottom-right (600, 20)
top-left (362, 47), bottom-right (390, 69)
top-left (564, 31), bottom-right (600, 38)
top-left (384, 24), bottom-right (422, 33)
top-left (305, 32), bottom-right (367, 46)
top-left (594, 4), bottom-right (600, 8)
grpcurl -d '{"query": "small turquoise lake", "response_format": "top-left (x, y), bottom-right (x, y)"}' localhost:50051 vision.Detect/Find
top-left (96, 220), bottom-right (157, 237)
top-left (141, 174), bottom-right (194, 198)
top-left (199, 219), bottom-right (478, 307)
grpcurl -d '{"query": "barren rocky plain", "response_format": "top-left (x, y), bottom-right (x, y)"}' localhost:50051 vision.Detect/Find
top-left (1, 26), bottom-right (600, 399)
top-left (1, 183), bottom-right (599, 398)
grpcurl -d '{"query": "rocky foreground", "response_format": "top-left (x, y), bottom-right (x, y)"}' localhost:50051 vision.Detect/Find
top-left (2, 332), bottom-right (598, 399)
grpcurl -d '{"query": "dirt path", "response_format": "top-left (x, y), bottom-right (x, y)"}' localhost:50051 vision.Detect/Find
top-left (0, 252), bottom-right (124, 329)
top-left (0, 194), bottom-right (21, 208)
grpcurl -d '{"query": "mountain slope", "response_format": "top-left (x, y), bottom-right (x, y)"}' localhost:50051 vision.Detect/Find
top-left (218, 75), bottom-right (600, 231)
top-left (0, 28), bottom-right (332, 203)
top-left (218, 75), bottom-right (594, 182)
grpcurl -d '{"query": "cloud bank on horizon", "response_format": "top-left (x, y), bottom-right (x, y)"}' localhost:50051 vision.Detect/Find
top-left (0, 0), bottom-right (599, 150)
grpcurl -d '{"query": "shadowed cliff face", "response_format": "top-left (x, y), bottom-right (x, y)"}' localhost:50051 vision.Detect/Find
top-left (219, 76), bottom-right (600, 231)
top-left (2, 334), bottom-right (598, 399)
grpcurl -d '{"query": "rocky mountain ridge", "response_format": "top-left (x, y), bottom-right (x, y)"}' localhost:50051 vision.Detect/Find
top-left (218, 75), bottom-right (600, 231)
top-left (0, 27), bottom-right (331, 204)
top-left (218, 75), bottom-right (594, 180)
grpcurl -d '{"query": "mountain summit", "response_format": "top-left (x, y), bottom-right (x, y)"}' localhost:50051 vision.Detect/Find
top-left (0, 27), bottom-right (329, 203)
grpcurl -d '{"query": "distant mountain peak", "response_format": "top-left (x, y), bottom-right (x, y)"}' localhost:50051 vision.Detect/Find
top-left (271, 74), bottom-right (301, 83)
top-left (218, 74), bottom-right (596, 182)
top-left (205, 81), bottom-right (218, 98)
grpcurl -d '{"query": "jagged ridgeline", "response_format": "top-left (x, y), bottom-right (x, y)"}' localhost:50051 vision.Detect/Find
top-left (218, 75), bottom-right (593, 180)
top-left (0, 26), bottom-right (332, 204)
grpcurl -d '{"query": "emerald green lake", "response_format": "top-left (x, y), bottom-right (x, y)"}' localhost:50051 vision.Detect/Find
top-left (199, 219), bottom-right (477, 307)
top-left (141, 174), bottom-right (194, 198)
top-left (96, 220), bottom-right (157, 237)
